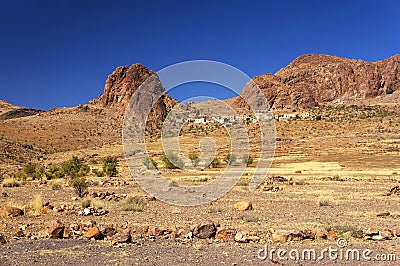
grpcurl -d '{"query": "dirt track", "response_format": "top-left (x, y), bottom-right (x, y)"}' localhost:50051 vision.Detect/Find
top-left (2, 239), bottom-right (400, 266)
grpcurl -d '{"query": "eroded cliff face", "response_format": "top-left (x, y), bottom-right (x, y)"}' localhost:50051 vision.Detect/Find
top-left (90, 63), bottom-right (176, 128)
top-left (240, 54), bottom-right (399, 110)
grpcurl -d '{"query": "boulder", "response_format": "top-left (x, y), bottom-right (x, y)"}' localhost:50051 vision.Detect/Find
top-left (0, 206), bottom-right (23, 217)
top-left (0, 235), bottom-right (6, 244)
top-left (85, 226), bottom-right (101, 240)
top-left (215, 228), bottom-right (237, 242)
top-left (193, 220), bottom-right (216, 239)
top-left (44, 220), bottom-right (64, 239)
top-left (233, 201), bottom-right (253, 211)
top-left (99, 226), bottom-right (116, 238)
top-left (111, 229), bottom-right (131, 243)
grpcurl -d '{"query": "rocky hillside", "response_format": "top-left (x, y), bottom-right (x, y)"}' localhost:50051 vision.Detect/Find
top-left (0, 100), bottom-right (42, 120)
top-left (238, 54), bottom-right (400, 110)
top-left (90, 64), bottom-right (177, 126)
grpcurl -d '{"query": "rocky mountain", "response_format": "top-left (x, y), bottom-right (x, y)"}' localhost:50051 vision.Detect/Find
top-left (238, 54), bottom-right (400, 110)
top-left (90, 64), bottom-right (177, 125)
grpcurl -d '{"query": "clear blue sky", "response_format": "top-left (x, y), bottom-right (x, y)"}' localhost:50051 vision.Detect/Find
top-left (0, 0), bottom-right (399, 110)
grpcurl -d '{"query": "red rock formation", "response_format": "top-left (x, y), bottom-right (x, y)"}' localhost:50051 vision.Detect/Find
top-left (240, 54), bottom-right (399, 110)
top-left (90, 64), bottom-right (176, 126)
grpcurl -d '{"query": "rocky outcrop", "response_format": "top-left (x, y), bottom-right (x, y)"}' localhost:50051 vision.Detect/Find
top-left (90, 64), bottom-right (176, 125)
top-left (239, 54), bottom-right (400, 110)
top-left (0, 100), bottom-right (42, 120)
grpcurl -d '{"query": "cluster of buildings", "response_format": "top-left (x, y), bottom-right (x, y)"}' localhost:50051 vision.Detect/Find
top-left (174, 111), bottom-right (311, 125)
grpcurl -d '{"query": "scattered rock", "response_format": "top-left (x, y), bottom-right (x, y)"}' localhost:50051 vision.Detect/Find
top-left (380, 229), bottom-right (394, 240)
top-left (13, 229), bottom-right (25, 238)
top-left (0, 206), bottom-right (23, 217)
top-left (395, 226), bottom-right (400, 237)
top-left (233, 201), bottom-right (253, 211)
top-left (383, 186), bottom-right (400, 196)
top-left (271, 230), bottom-right (288, 243)
top-left (365, 227), bottom-right (379, 236)
top-left (99, 226), bottom-right (116, 238)
top-left (234, 230), bottom-right (259, 243)
top-left (326, 230), bottom-right (337, 241)
top-left (193, 220), bottom-right (216, 239)
top-left (372, 235), bottom-right (385, 241)
top-left (215, 228), bottom-right (237, 242)
top-left (83, 208), bottom-right (91, 216)
top-left (85, 226), bottom-right (102, 240)
top-left (44, 220), bottom-right (64, 239)
top-left (147, 226), bottom-right (165, 237)
top-left (377, 211), bottom-right (390, 217)
top-left (80, 220), bottom-right (96, 231)
top-left (111, 229), bottom-right (131, 243)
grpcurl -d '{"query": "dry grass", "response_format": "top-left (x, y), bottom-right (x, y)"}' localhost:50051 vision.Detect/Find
top-left (2, 178), bottom-right (21, 187)
top-left (121, 195), bottom-right (148, 212)
top-left (29, 194), bottom-right (43, 216)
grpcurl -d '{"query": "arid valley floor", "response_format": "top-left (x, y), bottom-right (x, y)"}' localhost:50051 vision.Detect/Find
top-left (1, 100), bottom-right (400, 265)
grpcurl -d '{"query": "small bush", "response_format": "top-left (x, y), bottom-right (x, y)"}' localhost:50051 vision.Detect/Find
top-left (188, 153), bottom-right (200, 167)
top-left (51, 179), bottom-right (63, 190)
top-left (45, 165), bottom-right (65, 180)
top-left (103, 156), bottom-right (118, 177)
top-left (70, 177), bottom-right (89, 197)
top-left (240, 214), bottom-right (259, 223)
top-left (209, 158), bottom-right (220, 168)
top-left (2, 178), bottom-right (20, 187)
top-left (243, 155), bottom-right (253, 166)
top-left (386, 87), bottom-right (394, 94)
top-left (23, 162), bottom-right (44, 180)
top-left (81, 197), bottom-right (92, 208)
top-left (92, 168), bottom-right (104, 177)
top-left (295, 170), bottom-right (302, 174)
top-left (144, 156), bottom-right (158, 170)
top-left (121, 195), bottom-right (148, 212)
top-left (161, 153), bottom-right (183, 169)
top-left (62, 156), bottom-right (90, 178)
top-left (224, 154), bottom-right (236, 165)
top-left (319, 200), bottom-right (331, 207)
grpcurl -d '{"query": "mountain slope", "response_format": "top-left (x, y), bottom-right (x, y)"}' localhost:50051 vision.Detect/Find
top-left (240, 54), bottom-right (400, 110)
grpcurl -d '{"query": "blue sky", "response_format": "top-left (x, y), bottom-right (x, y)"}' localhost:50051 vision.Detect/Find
top-left (0, 0), bottom-right (399, 110)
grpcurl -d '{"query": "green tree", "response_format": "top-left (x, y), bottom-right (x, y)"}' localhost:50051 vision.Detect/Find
top-left (70, 176), bottom-right (89, 197)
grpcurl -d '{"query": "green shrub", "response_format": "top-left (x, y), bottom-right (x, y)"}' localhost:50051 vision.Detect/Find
top-left (23, 162), bottom-right (44, 180)
top-left (243, 155), bottom-right (253, 166)
top-left (209, 158), bottom-right (220, 168)
top-left (103, 156), bottom-right (118, 177)
top-left (70, 176), bottom-right (89, 197)
top-left (62, 156), bottom-right (90, 178)
top-left (188, 153), bottom-right (200, 167)
top-left (92, 168), bottom-right (104, 177)
top-left (144, 156), bottom-right (158, 170)
top-left (224, 154), bottom-right (236, 165)
top-left (161, 153), bottom-right (184, 169)
top-left (81, 197), bottom-right (92, 208)
top-left (45, 165), bottom-right (65, 179)
top-left (386, 87), bottom-right (394, 94)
